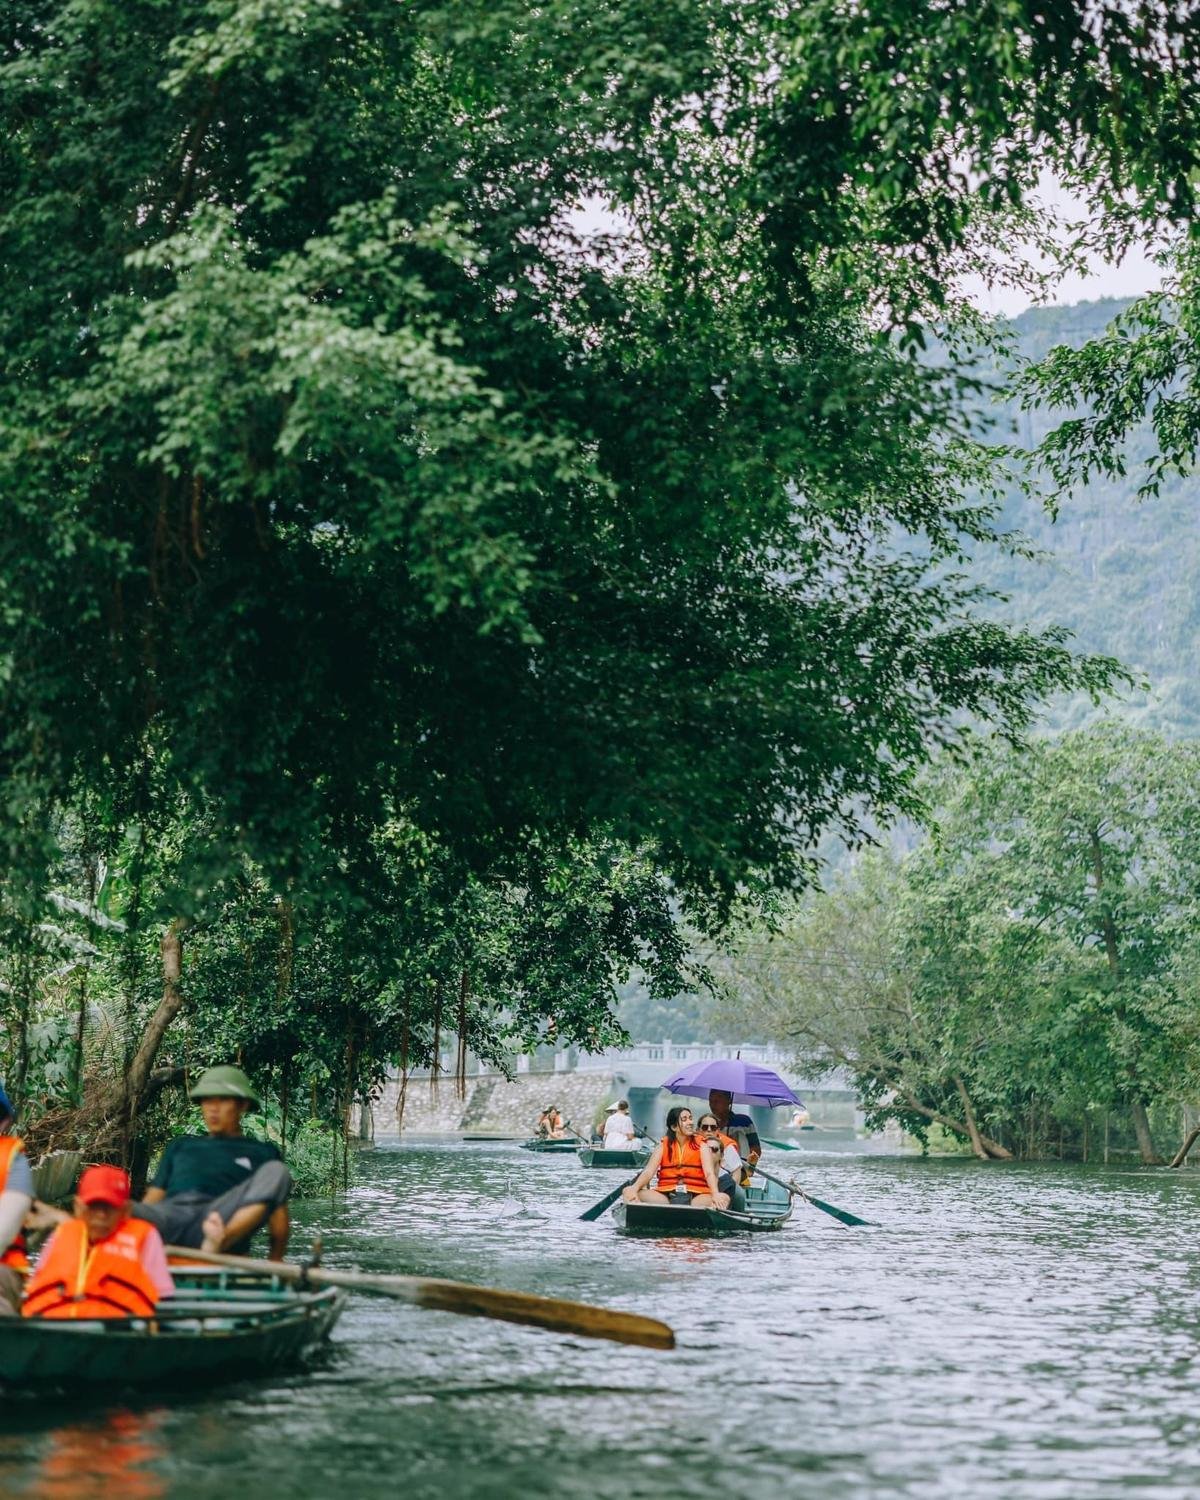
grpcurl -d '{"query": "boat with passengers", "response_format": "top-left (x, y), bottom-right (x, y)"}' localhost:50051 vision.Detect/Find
top-left (612, 1174), bottom-right (793, 1235)
top-left (0, 1263), bottom-right (345, 1387)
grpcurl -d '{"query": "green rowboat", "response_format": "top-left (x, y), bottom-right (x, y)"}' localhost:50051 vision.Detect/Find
top-left (0, 1266), bottom-right (346, 1387)
top-left (612, 1177), bottom-right (793, 1236)
top-left (518, 1137), bottom-right (580, 1153)
top-left (577, 1144), bottom-right (651, 1169)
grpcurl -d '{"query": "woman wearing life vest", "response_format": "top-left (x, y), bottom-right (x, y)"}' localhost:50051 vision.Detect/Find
top-left (695, 1112), bottom-right (747, 1211)
top-left (0, 1082), bottom-right (33, 1313)
top-left (23, 1165), bottom-right (175, 1321)
top-left (620, 1105), bottom-right (729, 1209)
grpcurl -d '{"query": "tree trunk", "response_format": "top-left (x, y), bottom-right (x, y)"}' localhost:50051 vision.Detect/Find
top-left (1130, 1098), bottom-right (1162, 1165)
top-left (126, 919), bottom-right (187, 1109)
top-left (1090, 831), bottom-right (1161, 1165)
top-left (953, 1076), bottom-right (990, 1161)
top-left (1169, 1126), bottom-right (1200, 1169)
top-left (901, 1090), bottom-right (1014, 1160)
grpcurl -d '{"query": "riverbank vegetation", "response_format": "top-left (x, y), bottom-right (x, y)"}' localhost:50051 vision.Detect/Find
top-left (723, 724), bottom-right (1200, 1165)
top-left (5, 4), bottom-right (1200, 1174)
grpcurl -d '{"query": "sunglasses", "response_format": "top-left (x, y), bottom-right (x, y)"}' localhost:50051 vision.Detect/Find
top-left (697, 1123), bottom-right (719, 1132)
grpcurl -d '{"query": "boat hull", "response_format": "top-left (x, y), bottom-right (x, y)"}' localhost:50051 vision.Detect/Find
top-left (518, 1138), bottom-right (580, 1153)
top-left (577, 1145), bottom-right (650, 1168)
top-left (0, 1267), bottom-right (346, 1387)
top-left (612, 1179), bottom-right (793, 1236)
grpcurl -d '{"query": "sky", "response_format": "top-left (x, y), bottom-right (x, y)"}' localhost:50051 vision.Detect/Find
top-left (964, 243), bottom-right (1165, 317)
top-left (960, 177), bottom-right (1166, 317)
top-left (575, 182), bottom-right (1166, 321)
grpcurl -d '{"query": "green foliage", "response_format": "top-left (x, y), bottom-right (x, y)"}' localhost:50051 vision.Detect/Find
top-left (0, 0), bottom-right (1115, 928)
top-left (723, 725), bottom-right (1200, 1161)
top-left (4, 1), bottom-right (1168, 1168)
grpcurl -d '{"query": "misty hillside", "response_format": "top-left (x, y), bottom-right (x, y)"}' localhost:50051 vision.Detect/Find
top-left (973, 297), bottom-right (1200, 735)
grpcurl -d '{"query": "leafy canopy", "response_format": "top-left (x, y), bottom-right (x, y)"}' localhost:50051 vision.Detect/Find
top-left (0, 0), bottom-right (1116, 920)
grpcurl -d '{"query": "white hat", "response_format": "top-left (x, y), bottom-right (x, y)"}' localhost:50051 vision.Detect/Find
top-left (605, 1101), bottom-right (621, 1111)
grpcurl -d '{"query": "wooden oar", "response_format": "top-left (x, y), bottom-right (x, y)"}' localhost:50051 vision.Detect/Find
top-left (754, 1166), bottom-right (871, 1227)
top-left (167, 1245), bottom-right (674, 1349)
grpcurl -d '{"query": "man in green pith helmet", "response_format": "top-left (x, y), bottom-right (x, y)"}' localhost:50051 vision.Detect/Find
top-left (131, 1065), bottom-right (292, 1260)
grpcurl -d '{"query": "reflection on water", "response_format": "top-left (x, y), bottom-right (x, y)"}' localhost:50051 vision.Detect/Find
top-left (4, 1142), bottom-right (1200, 1498)
top-left (7, 1409), bottom-right (167, 1499)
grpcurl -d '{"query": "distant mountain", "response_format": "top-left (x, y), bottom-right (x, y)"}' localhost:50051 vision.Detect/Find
top-left (971, 297), bottom-right (1200, 735)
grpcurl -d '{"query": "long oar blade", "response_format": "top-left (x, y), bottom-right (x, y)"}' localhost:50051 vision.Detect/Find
top-left (762, 1136), bottom-right (802, 1151)
top-left (798, 1191), bottom-right (871, 1228)
top-left (168, 1246), bottom-right (674, 1350)
top-left (579, 1176), bottom-right (636, 1222)
top-left (341, 1269), bottom-right (673, 1349)
top-left (754, 1166), bottom-right (871, 1228)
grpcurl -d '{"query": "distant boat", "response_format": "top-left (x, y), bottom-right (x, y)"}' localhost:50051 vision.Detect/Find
top-left (518, 1137), bottom-right (579, 1153)
top-left (577, 1142), bottom-right (651, 1169)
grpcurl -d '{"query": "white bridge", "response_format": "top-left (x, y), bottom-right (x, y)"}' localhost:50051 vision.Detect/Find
top-left (369, 1041), bottom-right (857, 1140)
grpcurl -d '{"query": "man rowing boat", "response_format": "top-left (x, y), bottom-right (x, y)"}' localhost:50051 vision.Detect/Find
top-left (131, 1065), bottom-right (292, 1259)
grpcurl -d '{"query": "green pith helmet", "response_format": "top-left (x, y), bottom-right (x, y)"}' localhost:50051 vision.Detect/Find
top-left (188, 1064), bottom-right (261, 1110)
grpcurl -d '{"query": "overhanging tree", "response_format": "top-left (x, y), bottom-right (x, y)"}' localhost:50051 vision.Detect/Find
top-left (0, 4), bottom-right (1130, 1138)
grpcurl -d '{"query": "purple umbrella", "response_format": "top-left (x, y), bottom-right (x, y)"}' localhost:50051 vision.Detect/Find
top-left (661, 1058), bottom-right (803, 1109)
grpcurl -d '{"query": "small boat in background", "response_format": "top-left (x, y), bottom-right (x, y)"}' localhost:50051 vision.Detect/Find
top-left (611, 1177), bottom-right (793, 1236)
top-left (577, 1142), bottom-right (651, 1169)
top-left (518, 1137), bottom-right (580, 1153)
top-left (0, 1266), bottom-right (345, 1387)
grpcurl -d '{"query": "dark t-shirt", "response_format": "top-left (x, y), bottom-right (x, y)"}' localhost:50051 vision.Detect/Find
top-left (725, 1111), bottom-right (761, 1157)
top-left (151, 1134), bottom-right (282, 1199)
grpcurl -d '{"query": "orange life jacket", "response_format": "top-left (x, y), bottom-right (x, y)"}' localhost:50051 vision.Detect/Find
top-left (654, 1134), bottom-right (710, 1195)
top-left (23, 1216), bottom-right (161, 1320)
top-left (0, 1135), bottom-right (30, 1271)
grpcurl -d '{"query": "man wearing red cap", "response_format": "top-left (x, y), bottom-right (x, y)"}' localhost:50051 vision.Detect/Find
top-left (23, 1165), bottom-right (175, 1320)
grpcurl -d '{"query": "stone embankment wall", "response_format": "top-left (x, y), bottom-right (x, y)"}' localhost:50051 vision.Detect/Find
top-left (373, 1071), bottom-right (619, 1139)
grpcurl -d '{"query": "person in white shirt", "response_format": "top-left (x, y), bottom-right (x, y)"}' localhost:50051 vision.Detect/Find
top-left (602, 1100), bottom-right (637, 1150)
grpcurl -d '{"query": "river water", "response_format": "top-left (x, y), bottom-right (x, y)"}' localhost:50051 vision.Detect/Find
top-left (3, 1139), bottom-right (1200, 1499)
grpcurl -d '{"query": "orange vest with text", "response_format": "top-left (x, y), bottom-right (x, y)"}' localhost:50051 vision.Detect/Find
top-left (654, 1134), bottom-right (710, 1195)
top-left (23, 1216), bottom-right (160, 1320)
top-left (0, 1135), bottom-right (30, 1271)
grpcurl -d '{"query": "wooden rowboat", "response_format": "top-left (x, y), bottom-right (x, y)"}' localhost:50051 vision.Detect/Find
top-left (611, 1177), bottom-right (793, 1236)
top-left (577, 1143), bottom-right (651, 1169)
top-left (518, 1137), bottom-right (580, 1153)
top-left (0, 1266), bottom-right (345, 1387)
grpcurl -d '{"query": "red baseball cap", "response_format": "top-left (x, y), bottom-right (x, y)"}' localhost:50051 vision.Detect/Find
top-left (77, 1165), bottom-right (131, 1207)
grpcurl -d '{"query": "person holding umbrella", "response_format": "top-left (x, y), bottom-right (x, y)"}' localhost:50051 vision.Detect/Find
top-left (707, 1088), bottom-right (762, 1181)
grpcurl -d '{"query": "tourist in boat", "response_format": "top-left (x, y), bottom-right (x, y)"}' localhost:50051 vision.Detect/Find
top-left (130, 1065), bottom-right (292, 1260)
top-left (535, 1107), bottom-right (553, 1138)
top-left (23, 1165), bottom-right (175, 1320)
top-left (708, 1088), bottom-right (761, 1179)
top-left (546, 1105), bottom-right (567, 1139)
top-left (0, 1082), bottom-right (32, 1314)
top-left (621, 1105), bottom-right (729, 1209)
top-left (696, 1112), bottom-right (747, 1211)
top-left (602, 1100), bottom-right (636, 1151)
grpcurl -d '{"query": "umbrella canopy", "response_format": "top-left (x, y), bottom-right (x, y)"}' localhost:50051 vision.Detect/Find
top-left (661, 1058), bottom-right (803, 1109)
